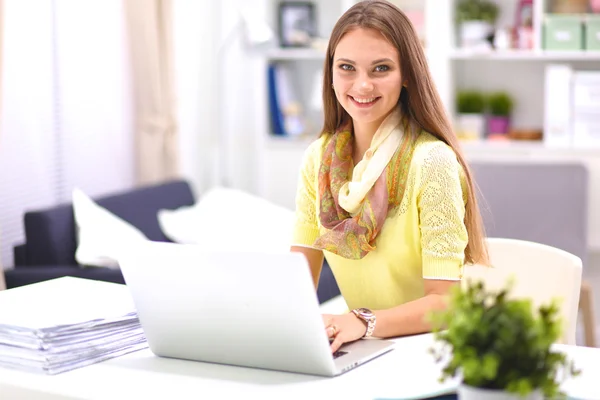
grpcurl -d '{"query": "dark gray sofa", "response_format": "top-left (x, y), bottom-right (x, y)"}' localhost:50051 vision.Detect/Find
top-left (5, 180), bottom-right (341, 304)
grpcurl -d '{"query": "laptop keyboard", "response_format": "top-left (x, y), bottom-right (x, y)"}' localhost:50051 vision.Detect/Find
top-left (332, 350), bottom-right (348, 359)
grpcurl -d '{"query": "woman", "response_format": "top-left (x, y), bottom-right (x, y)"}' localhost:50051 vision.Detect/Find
top-left (290, 0), bottom-right (489, 353)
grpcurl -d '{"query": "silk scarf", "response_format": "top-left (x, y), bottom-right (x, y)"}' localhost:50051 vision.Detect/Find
top-left (314, 109), bottom-right (417, 259)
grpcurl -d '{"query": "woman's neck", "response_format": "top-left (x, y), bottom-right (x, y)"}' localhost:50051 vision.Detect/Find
top-left (352, 119), bottom-right (381, 162)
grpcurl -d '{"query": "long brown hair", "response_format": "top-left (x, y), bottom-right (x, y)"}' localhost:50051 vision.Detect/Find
top-left (321, 0), bottom-right (488, 265)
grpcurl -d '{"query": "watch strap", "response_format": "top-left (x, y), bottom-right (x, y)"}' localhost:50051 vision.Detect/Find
top-left (351, 308), bottom-right (376, 338)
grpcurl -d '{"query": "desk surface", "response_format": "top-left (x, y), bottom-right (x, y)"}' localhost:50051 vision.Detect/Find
top-left (1, 333), bottom-right (599, 400)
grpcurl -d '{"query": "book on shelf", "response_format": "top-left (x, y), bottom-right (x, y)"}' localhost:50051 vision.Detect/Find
top-left (267, 63), bottom-right (305, 138)
top-left (572, 71), bottom-right (600, 148)
top-left (544, 64), bottom-right (573, 148)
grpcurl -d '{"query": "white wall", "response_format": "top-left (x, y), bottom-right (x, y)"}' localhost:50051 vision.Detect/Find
top-left (172, 0), bottom-right (269, 197)
top-left (217, 0), bottom-right (270, 195)
top-left (54, 0), bottom-right (134, 199)
top-left (0, 0), bottom-right (57, 268)
top-left (0, 0), bottom-right (135, 268)
top-left (173, 0), bottom-right (220, 198)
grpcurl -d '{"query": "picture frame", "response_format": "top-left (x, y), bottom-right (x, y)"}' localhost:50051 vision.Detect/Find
top-left (278, 2), bottom-right (316, 48)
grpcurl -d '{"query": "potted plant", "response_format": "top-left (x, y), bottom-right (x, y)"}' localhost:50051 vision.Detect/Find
top-left (429, 281), bottom-right (580, 400)
top-left (456, 0), bottom-right (499, 49)
top-left (456, 91), bottom-right (486, 141)
top-left (487, 92), bottom-right (514, 139)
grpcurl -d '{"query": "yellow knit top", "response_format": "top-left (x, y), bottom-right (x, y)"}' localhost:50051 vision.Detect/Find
top-left (292, 131), bottom-right (469, 311)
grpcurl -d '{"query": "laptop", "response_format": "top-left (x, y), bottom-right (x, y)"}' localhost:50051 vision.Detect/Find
top-left (117, 241), bottom-right (395, 377)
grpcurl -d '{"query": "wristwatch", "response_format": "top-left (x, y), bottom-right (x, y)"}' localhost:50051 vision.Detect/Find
top-left (351, 308), bottom-right (376, 338)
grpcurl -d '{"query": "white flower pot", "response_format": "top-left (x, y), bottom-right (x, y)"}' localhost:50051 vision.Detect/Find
top-left (456, 113), bottom-right (485, 141)
top-left (460, 21), bottom-right (493, 48)
top-left (458, 385), bottom-right (543, 400)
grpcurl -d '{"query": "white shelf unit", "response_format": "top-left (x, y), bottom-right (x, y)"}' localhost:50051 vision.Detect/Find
top-left (265, 48), bottom-right (326, 61)
top-left (258, 0), bottom-right (431, 207)
top-left (442, 0), bottom-right (600, 130)
top-left (249, 0), bottom-right (600, 252)
top-left (256, 0), bottom-right (355, 207)
top-left (436, 0), bottom-right (600, 253)
top-left (449, 49), bottom-right (600, 61)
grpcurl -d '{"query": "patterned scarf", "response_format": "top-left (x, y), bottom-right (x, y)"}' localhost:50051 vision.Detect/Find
top-left (314, 109), bottom-right (417, 259)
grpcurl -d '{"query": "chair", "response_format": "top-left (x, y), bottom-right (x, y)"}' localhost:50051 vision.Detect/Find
top-left (470, 161), bottom-right (596, 347)
top-left (464, 237), bottom-right (582, 345)
top-left (579, 281), bottom-right (596, 347)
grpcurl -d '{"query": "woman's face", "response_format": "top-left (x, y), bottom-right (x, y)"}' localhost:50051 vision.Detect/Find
top-left (332, 27), bottom-right (402, 129)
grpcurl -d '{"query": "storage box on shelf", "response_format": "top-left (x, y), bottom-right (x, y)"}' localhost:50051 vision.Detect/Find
top-left (587, 14), bottom-right (600, 50)
top-left (542, 13), bottom-right (600, 52)
top-left (543, 14), bottom-right (584, 51)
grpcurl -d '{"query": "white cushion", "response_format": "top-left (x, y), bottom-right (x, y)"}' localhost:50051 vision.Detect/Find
top-left (157, 187), bottom-right (295, 253)
top-left (72, 188), bottom-right (148, 268)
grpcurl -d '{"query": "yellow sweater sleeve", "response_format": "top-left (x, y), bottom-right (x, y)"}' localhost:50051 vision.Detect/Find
top-left (292, 139), bottom-right (323, 247)
top-left (416, 142), bottom-right (468, 280)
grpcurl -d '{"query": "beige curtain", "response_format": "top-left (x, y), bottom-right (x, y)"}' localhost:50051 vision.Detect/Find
top-left (0, 0), bottom-right (6, 291)
top-left (123, 0), bottom-right (179, 185)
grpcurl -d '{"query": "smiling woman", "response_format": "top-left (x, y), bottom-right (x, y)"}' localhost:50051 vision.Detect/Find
top-left (289, 0), bottom-right (489, 354)
top-left (331, 28), bottom-right (403, 155)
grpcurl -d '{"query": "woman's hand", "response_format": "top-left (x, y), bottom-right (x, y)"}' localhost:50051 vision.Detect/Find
top-left (323, 313), bottom-right (367, 353)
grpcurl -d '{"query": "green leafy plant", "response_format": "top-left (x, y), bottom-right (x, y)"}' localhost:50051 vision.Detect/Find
top-left (456, 0), bottom-right (500, 24)
top-left (429, 280), bottom-right (580, 399)
top-left (457, 91), bottom-right (486, 114)
top-left (488, 92), bottom-right (514, 116)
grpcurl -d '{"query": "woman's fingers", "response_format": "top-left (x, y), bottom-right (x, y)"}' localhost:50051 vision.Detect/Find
top-left (322, 314), bottom-right (345, 350)
top-left (323, 314), bottom-right (335, 338)
top-left (330, 333), bottom-right (344, 353)
top-left (326, 325), bottom-right (335, 338)
top-left (327, 323), bottom-right (339, 338)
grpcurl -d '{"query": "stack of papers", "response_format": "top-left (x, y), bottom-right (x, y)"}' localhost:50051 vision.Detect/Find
top-left (0, 277), bottom-right (148, 374)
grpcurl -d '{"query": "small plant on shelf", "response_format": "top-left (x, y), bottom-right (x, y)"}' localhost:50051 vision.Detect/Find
top-left (487, 91), bottom-right (514, 138)
top-left (457, 91), bottom-right (486, 114)
top-left (455, 91), bottom-right (486, 140)
top-left (429, 280), bottom-right (580, 400)
top-left (455, 0), bottom-right (499, 49)
top-left (488, 92), bottom-right (514, 116)
top-left (456, 0), bottom-right (499, 24)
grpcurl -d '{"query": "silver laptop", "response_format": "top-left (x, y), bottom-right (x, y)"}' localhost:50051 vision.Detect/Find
top-left (117, 241), bottom-right (395, 377)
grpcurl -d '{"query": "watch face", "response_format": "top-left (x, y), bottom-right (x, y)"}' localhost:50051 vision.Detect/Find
top-left (357, 308), bottom-right (372, 317)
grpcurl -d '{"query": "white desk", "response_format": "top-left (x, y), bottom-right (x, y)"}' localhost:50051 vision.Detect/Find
top-left (1, 333), bottom-right (599, 400)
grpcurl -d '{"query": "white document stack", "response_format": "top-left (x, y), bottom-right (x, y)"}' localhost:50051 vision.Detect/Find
top-left (0, 277), bottom-right (148, 375)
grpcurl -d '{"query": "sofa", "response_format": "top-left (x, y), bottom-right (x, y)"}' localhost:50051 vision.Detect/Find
top-left (4, 180), bottom-right (341, 304)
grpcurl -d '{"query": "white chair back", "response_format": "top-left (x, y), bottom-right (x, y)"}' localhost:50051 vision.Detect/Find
top-left (463, 238), bottom-right (582, 345)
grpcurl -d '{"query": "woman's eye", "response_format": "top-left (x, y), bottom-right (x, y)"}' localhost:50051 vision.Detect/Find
top-left (339, 64), bottom-right (354, 71)
top-left (374, 65), bottom-right (389, 72)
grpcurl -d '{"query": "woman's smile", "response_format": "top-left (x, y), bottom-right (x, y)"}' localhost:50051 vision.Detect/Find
top-left (349, 95), bottom-right (381, 108)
